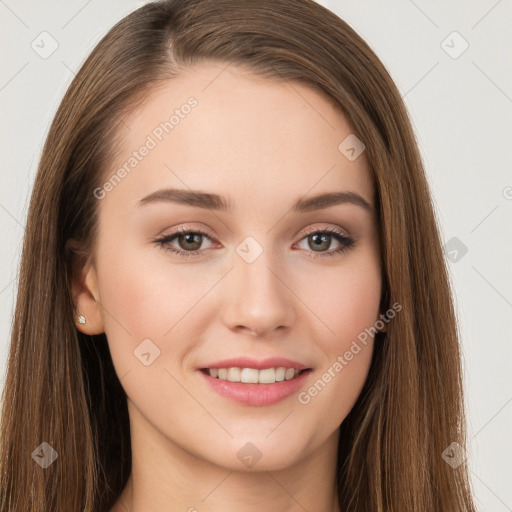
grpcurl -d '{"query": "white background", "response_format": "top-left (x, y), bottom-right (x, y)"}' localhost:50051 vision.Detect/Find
top-left (0, 1), bottom-right (511, 510)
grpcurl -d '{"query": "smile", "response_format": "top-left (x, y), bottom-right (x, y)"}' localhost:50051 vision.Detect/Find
top-left (202, 367), bottom-right (306, 384)
top-left (198, 368), bottom-right (313, 406)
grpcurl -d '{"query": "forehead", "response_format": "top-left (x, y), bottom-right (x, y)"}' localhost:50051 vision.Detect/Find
top-left (102, 61), bottom-right (374, 214)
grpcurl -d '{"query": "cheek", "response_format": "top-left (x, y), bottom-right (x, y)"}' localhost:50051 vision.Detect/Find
top-left (94, 236), bottom-right (226, 377)
top-left (299, 251), bottom-right (382, 351)
top-left (292, 251), bottom-right (381, 418)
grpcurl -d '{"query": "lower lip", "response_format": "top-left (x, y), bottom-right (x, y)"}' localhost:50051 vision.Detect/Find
top-left (198, 369), bottom-right (312, 406)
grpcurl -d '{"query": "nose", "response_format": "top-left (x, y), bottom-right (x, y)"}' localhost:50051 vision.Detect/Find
top-left (221, 248), bottom-right (296, 337)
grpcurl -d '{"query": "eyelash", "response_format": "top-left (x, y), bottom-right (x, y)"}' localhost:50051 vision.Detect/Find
top-left (154, 226), bottom-right (356, 259)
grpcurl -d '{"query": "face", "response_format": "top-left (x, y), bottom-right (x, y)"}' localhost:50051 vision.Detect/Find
top-left (74, 61), bottom-right (384, 472)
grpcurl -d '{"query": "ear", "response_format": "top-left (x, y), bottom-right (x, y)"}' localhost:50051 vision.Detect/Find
top-left (67, 240), bottom-right (105, 335)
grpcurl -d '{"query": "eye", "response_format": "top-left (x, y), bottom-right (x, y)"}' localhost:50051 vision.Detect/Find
top-left (294, 226), bottom-right (356, 258)
top-left (154, 225), bottom-right (356, 259)
top-left (155, 227), bottom-right (215, 258)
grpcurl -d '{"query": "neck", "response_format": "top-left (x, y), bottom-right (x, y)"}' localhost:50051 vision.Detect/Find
top-left (111, 401), bottom-right (342, 512)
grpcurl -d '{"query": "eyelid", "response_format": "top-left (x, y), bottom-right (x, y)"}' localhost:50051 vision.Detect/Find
top-left (155, 225), bottom-right (356, 259)
top-left (296, 223), bottom-right (350, 239)
top-left (152, 225), bottom-right (218, 259)
top-left (156, 223), bottom-right (351, 245)
top-left (165, 225), bottom-right (218, 247)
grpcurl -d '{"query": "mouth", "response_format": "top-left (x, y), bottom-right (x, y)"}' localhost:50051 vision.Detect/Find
top-left (200, 367), bottom-right (311, 384)
top-left (197, 362), bottom-right (313, 406)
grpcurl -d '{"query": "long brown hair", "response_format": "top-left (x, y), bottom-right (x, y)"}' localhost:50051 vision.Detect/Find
top-left (0, 0), bottom-right (477, 510)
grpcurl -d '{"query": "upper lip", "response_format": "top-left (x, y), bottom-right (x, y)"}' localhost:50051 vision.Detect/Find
top-left (200, 357), bottom-right (311, 371)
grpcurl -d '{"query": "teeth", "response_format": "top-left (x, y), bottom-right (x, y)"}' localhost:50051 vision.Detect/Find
top-left (275, 367), bottom-right (286, 381)
top-left (240, 368), bottom-right (259, 383)
top-left (227, 367), bottom-right (241, 382)
top-left (258, 368), bottom-right (276, 384)
top-left (207, 367), bottom-right (302, 384)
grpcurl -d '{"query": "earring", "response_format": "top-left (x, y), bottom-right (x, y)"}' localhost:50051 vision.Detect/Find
top-left (76, 312), bottom-right (86, 324)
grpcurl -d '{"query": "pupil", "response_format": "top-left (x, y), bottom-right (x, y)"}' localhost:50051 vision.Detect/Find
top-left (181, 233), bottom-right (201, 250)
top-left (310, 233), bottom-right (329, 251)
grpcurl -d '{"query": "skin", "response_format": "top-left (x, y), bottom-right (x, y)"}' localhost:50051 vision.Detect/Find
top-left (72, 61), bottom-right (386, 512)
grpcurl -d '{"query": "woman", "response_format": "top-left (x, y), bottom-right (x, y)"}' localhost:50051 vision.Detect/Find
top-left (0, 0), bottom-right (477, 510)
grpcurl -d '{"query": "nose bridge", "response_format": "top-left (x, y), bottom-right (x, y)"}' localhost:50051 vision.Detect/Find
top-left (221, 235), bottom-right (295, 335)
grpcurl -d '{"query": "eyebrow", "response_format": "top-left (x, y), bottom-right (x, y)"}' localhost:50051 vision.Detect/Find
top-left (137, 188), bottom-right (373, 213)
